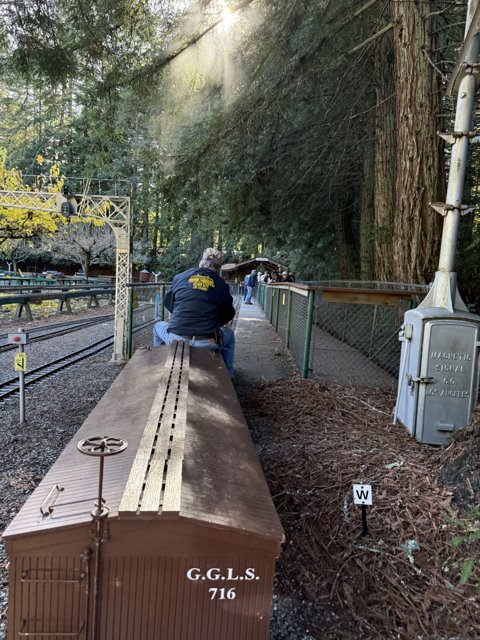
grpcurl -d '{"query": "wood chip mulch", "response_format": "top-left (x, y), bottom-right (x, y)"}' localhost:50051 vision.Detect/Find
top-left (245, 377), bottom-right (480, 639)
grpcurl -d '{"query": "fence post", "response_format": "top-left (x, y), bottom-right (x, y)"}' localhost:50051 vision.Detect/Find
top-left (275, 288), bottom-right (281, 332)
top-left (302, 288), bottom-right (315, 379)
top-left (368, 305), bottom-right (378, 358)
top-left (161, 284), bottom-right (166, 320)
top-left (127, 286), bottom-right (134, 360)
top-left (286, 288), bottom-right (292, 347)
top-left (342, 304), bottom-right (348, 341)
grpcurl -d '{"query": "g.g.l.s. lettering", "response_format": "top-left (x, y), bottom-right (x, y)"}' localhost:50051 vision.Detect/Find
top-left (186, 567), bottom-right (261, 601)
top-left (186, 567), bottom-right (259, 581)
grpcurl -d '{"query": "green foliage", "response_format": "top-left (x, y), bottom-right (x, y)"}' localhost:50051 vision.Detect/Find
top-left (0, 0), bottom-right (477, 285)
top-left (138, 0), bottom-right (382, 277)
top-left (449, 505), bottom-right (480, 590)
top-left (460, 558), bottom-right (475, 585)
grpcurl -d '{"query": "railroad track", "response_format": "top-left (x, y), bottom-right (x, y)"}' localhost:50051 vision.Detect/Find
top-left (0, 298), bottom-right (241, 402)
top-left (0, 315), bottom-right (114, 352)
top-left (0, 335), bottom-right (114, 402)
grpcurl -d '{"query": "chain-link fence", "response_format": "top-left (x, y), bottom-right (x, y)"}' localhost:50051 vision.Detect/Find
top-left (228, 282), bottom-right (242, 297)
top-left (129, 280), bottom-right (424, 386)
top-left (126, 282), bottom-right (171, 357)
top-left (127, 281), bottom-right (242, 357)
top-left (257, 283), bottom-right (428, 388)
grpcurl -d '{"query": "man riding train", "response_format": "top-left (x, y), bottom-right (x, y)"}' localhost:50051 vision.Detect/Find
top-left (153, 248), bottom-right (235, 378)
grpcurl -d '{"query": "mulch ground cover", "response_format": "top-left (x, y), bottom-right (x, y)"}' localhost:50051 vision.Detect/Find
top-left (244, 377), bottom-right (480, 639)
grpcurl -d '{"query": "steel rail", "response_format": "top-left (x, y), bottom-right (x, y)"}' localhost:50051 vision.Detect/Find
top-left (0, 300), bottom-right (241, 401)
top-left (0, 336), bottom-right (114, 402)
top-left (0, 315), bottom-right (114, 353)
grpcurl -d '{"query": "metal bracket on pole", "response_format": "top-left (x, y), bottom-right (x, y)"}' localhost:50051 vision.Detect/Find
top-left (465, 61), bottom-right (480, 77)
top-left (430, 202), bottom-right (475, 217)
top-left (448, 60), bottom-right (480, 96)
top-left (437, 130), bottom-right (478, 144)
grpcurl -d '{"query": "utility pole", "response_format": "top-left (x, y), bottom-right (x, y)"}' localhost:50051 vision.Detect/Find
top-left (425, 0), bottom-right (480, 311)
top-left (394, 0), bottom-right (480, 445)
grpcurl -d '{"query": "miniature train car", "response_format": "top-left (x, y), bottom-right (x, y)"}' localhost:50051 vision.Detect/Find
top-left (3, 343), bottom-right (284, 640)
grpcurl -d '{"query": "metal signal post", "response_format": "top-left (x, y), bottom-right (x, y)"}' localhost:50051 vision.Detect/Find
top-left (0, 189), bottom-right (132, 362)
top-left (8, 329), bottom-right (28, 423)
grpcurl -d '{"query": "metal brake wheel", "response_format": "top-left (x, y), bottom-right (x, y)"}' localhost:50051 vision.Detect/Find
top-left (78, 435), bottom-right (128, 456)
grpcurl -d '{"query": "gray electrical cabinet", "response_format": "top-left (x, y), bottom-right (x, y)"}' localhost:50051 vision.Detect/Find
top-left (395, 307), bottom-right (480, 445)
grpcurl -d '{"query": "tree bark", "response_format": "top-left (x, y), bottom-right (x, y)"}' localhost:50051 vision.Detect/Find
top-left (373, 18), bottom-right (396, 281)
top-left (391, 0), bottom-right (443, 283)
top-left (359, 145), bottom-right (375, 280)
top-left (82, 254), bottom-right (91, 279)
top-left (151, 192), bottom-right (161, 256)
top-left (334, 204), bottom-right (357, 279)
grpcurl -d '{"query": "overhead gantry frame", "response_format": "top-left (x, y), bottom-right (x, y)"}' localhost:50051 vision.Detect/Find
top-left (0, 190), bottom-right (132, 362)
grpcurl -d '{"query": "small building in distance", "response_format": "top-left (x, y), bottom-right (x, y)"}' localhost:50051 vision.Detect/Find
top-left (221, 257), bottom-right (286, 284)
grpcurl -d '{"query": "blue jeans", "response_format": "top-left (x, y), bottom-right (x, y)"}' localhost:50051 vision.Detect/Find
top-left (245, 285), bottom-right (255, 303)
top-left (152, 321), bottom-right (235, 378)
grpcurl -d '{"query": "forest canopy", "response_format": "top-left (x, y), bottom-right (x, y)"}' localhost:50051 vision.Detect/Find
top-left (1, 0), bottom-right (479, 301)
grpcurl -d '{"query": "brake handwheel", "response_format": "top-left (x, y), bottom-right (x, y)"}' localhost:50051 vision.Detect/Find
top-left (78, 435), bottom-right (128, 456)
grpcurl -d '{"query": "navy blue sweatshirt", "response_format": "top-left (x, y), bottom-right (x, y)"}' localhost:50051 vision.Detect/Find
top-left (164, 267), bottom-right (235, 336)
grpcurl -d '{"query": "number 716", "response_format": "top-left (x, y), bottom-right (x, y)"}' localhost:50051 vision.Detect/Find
top-left (209, 587), bottom-right (236, 600)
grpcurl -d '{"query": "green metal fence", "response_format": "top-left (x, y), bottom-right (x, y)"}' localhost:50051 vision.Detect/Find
top-left (127, 281), bottom-right (241, 358)
top-left (126, 282), bottom-right (170, 357)
top-left (257, 282), bottom-right (427, 387)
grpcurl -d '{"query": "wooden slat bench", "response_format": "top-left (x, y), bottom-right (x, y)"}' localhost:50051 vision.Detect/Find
top-left (3, 343), bottom-right (284, 640)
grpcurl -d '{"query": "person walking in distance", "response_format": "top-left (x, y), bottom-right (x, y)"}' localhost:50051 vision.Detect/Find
top-left (152, 248), bottom-right (236, 378)
top-left (244, 269), bottom-right (257, 305)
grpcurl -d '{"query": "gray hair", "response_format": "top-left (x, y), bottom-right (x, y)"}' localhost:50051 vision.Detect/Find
top-left (199, 247), bottom-right (226, 273)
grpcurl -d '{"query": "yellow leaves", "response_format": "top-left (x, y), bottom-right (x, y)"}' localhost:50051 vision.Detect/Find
top-left (0, 148), bottom-right (65, 241)
top-left (0, 163), bottom-right (23, 192)
top-left (49, 162), bottom-right (61, 180)
top-left (191, 72), bottom-right (205, 93)
top-left (0, 209), bottom-right (58, 242)
top-left (67, 214), bottom-right (104, 227)
top-left (66, 201), bottom-right (107, 227)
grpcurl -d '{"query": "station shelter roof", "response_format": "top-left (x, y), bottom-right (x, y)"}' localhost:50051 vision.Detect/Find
top-left (221, 257), bottom-right (286, 281)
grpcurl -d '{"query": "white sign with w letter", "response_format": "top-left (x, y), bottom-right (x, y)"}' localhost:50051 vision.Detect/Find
top-left (352, 484), bottom-right (372, 505)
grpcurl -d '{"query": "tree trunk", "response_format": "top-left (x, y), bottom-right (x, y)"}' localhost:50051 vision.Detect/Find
top-left (67, 79), bottom-right (73, 147)
top-left (82, 254), bottom-right (91, 279)
top-left (391, 0), bottom-right (443, 283)
top-left (334, 204), bottom-right (357, 279)
top-left (359, 146), bottom-right (375, 280)
top-left (152, 194), bottom-right (160, 256)
top-left (373, 19), bottom-right (396, 281)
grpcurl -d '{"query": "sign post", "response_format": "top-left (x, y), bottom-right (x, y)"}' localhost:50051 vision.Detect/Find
top-left (8, 328), bottom-right (28, 424)
top-left (352, 484), bottom-right (372, 536)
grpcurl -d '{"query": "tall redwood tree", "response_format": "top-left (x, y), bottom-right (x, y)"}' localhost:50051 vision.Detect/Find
top-left (391, 0), bottom-right (444, 283)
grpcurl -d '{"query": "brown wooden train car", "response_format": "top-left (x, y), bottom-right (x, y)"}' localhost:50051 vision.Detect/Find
top-left (3, 343), bottom-right (284, 640)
